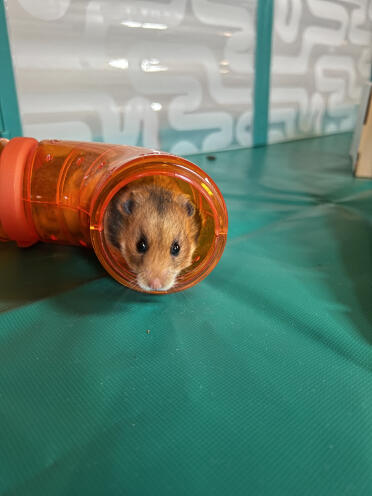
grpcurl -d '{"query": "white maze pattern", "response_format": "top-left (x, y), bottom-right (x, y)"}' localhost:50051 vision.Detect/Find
top-left (6, 0), bottom-right (256, 154)
top-left (269, 0), bottom-right (372, 143)
top-left (6, 0), bottom-right (372, 152)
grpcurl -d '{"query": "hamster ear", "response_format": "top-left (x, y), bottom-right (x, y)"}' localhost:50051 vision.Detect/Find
top-left (177, 195), bottom-right (196, 217)
top-left (185, 200), bottom-right (195, 217)
top-left (122, 198), bottom-right (134, 215)
top-left (119, 191), bottom-right (135, 215)
top-left (117, 186), bottom-right (147, 216)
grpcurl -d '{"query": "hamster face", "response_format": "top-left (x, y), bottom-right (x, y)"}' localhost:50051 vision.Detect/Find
top-left (105, 180), bottom-right (201, 292)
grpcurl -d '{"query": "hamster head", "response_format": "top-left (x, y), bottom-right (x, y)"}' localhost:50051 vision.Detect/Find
top-left (106, 180), bottom-right (201, 292)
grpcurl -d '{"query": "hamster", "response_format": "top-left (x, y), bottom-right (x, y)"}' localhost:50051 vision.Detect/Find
top-left (104, 176), bottom-right (201, 292)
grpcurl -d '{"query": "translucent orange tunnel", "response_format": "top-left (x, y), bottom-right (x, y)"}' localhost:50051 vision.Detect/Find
top-left (0, 138), bottom-right (228, 293)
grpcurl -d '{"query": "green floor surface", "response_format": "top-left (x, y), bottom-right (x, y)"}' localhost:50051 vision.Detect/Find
top-left (1, 133), bottom-right (372, 495)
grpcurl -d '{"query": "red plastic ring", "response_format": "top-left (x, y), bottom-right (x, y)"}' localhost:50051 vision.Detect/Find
top-left (0, 137), bottom-right (39, 247)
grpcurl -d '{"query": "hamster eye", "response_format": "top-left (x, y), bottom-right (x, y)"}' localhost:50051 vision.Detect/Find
top-left (136, 237), bottom-right (148, 254)
top-left (170, 241), bottom-right (180, 256)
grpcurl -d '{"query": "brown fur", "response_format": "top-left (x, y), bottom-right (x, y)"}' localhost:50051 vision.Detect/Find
top-left (104, 176), bottom-right (201, 291)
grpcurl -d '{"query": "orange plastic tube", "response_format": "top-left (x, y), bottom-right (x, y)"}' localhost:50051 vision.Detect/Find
top-left (0, 138), bottom-right (228, 293)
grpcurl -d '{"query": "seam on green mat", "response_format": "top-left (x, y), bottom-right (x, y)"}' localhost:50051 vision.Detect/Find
top-left (185, 132), bottom-right (352, 161)
top-left (228, 197), bottom-right (366, 249)
top-left (253, 0), bottom-right (274, 147)
top-left (0, 0), bottom-right (22, 138)
top-left (227, 204), bottom-right (315, 247)
top-left (0, 275), bottom-right (107, 317)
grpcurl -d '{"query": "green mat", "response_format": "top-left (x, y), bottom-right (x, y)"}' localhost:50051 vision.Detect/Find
top-left (1, 133), bottom-right (372, 495)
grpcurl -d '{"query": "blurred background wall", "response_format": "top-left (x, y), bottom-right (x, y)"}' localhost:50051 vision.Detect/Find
top-left (3, 0), bottom-right (372, 153)
top-left (269, 0), bottom-right (372, 144)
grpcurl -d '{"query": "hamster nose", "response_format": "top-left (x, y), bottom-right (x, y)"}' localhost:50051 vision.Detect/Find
top-left (149, 278), bottom-right (162, 291)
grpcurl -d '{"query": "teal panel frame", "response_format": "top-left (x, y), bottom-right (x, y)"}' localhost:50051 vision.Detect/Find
top-left (0, 0), bottom-right (22, 138)
top-left (253, 0), bottom-right (274, 147)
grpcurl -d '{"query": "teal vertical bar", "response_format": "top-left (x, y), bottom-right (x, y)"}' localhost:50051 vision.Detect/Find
top-left (253, 0), bottom-right (274, 147)
top-left (0, 0), bottom-right (22, 138)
